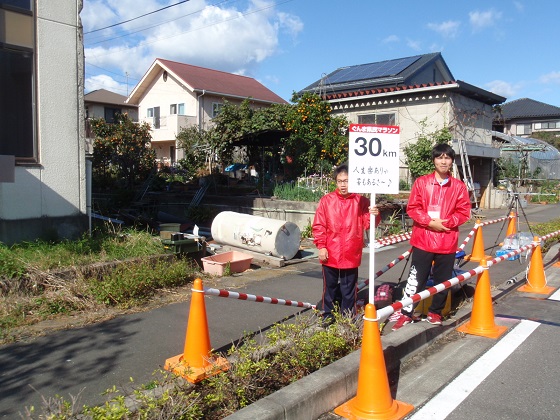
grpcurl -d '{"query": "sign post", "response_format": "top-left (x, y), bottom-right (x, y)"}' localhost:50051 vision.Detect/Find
top-left (347, 124), bottom-right (400, 306)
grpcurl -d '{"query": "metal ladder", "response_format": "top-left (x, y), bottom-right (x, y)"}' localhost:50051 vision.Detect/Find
top-left (455, 138), bottom-right (479, 210)
top-left (188, 178), bottom-right (211, 209)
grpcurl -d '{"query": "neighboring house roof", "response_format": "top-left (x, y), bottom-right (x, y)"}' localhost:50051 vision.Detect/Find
top-left (499, 98), bottom-right (560, 119)
top-left (128, 58), bottom-right (287, 105)
top-left (299, 52), bottom-right (504, 106)
top-left (300, 52), bottom-right (453, 93)
top-left (84, 89), bottom-right (134, 107)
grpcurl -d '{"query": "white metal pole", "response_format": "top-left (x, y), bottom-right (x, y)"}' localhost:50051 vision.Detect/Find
top-left (368, 192), bottom-right (376, 306)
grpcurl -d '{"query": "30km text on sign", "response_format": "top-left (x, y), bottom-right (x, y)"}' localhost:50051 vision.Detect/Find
top-left (348, 124), bottom-right (400, 194)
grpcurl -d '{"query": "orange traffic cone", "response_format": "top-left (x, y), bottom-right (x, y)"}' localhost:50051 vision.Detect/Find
top-left (457, 259), bottom-right (507, 339)
top-left (505, 211), bottom-right (517, 237)
top-left (164, 278), bottom-right (229, 383)
top-left (518, 237), bottom-right (555, 295)
top-left (334, 304), bottom-right (414, 420)
top-left (465, 220), bottom-right (491, 262)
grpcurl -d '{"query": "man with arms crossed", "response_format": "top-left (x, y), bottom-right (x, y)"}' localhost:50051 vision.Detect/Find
top-left (392, 143), bottom-right (471, 331)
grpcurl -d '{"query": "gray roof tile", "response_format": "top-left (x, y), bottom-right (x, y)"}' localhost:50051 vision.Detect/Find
top-left (501, 98), bottom-right (560, 119)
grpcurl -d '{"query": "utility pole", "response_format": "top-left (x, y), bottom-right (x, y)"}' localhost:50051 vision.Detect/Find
top-left (126, 72), bottom-right (129, 95)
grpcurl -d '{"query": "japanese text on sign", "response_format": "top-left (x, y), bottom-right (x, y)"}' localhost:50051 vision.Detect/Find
top-left (348, 124), bottom-right (400, 194)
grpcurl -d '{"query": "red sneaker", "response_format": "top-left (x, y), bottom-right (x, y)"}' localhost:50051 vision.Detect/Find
top-left (391, 312), bottom-right (420, 331)
top-left (426, 312), bottom-right (443, 325)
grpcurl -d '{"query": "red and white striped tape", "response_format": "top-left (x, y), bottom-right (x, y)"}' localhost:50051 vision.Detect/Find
top-left (204, 287), bottom-right (316, 309)
top-left (357, 248), bottom-right (412, 290)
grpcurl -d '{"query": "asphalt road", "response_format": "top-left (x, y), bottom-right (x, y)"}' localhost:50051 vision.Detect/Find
top-left (1, 203), bottom-right (558, 418)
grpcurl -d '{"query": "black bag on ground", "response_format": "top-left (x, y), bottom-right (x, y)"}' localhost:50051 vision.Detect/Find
top-left (374, 282), bottom-right (395, 309)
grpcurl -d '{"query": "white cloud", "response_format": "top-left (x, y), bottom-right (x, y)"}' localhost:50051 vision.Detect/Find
top-left (427, 20), bottom-right (460, 38)
top-left (277, 11), bottom-right (304, 38)
top-left (82, 0), bottom-right (302, 89)
top-left (540, 71), bottom-right (560, 84)
top-left (382, 34), bottom-right (399, 44)
top-left (469, 9), bottom-right (503, 31)
top-left (514, 1), bottom-right (524, 12)
top-left (406, 38), bottom-right (422, 51)
top-left (85, 74), bottom-right (129, 95)
top-left (485, 80), bottom-right (519, 98)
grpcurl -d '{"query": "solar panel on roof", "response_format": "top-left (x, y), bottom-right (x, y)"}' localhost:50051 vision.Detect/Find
top-left (326, 55), bottom-right (421, 84)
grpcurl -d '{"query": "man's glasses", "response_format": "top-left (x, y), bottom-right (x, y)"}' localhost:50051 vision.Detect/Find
top-left (336, 179), bottom-right (349, 184)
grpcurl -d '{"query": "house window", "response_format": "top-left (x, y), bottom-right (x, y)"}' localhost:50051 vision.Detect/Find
top-left (212, 102), bottom-right (224, 118)
top-left (535, 121), bottom-right (560, 129)
top-left (0, 3), bottom-right (35, 161)
top-left (358, 112), bottom-right (396, 125)
top-left (516, 123), bottom-right (531, 135)
top-left (104, 107), bottom-right (121, 123)
top-left (2, 0), bottom-right (31, 10)
top-left (147, 108), bottom-right (154, 117)
top-left (153, 106), bottom-right (160, 129)
top-left (169, 103), bottom-right (184, 115)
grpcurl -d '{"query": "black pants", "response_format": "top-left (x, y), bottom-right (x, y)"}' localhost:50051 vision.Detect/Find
top-left (401, 247), bottom-right (455, 316)
top-left (321, 265), bottom-right (358, 319)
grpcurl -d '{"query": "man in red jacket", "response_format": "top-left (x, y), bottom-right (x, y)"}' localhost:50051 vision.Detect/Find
top-left (313, 164), bottom-right (380, 325)
top-left (392, 143), bottom-right (471, 331)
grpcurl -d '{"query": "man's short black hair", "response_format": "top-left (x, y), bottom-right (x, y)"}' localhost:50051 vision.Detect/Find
top-left (334, 163), bottom-right (348, 179)
top-left (432, 143), bottom-right (456, 160)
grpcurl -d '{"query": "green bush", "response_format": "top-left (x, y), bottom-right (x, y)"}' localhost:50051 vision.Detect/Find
top-left (89, 258), bottom-right (196, 307)
top-left (273, 182), bottom-right (334, 202)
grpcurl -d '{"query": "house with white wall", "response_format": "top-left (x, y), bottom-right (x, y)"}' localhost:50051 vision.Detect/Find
top-left (0, 0), bottom-right (86, 245)
top-left (299, 52), bottom-right (506, 209)
top-left (494, 97), bottom-right (560, 137)
top-left (126, 58), bottom-right (287, 166)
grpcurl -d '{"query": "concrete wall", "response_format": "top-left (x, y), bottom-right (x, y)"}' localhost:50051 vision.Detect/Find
top-left (0, 1), bottom-right (87, 244)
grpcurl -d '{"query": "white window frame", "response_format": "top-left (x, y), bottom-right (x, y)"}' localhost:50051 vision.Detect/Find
top-left (357, 112), bottom-right (397, 125)
top-left (516, 123), bottom-right (531, 135)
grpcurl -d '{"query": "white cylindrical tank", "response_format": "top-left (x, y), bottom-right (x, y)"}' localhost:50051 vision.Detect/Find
top-left (211, 211), bottom-right (301, 260)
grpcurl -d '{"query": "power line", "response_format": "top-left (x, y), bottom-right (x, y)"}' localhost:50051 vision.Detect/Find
top-left (84, 0), bottom-right (191, 34)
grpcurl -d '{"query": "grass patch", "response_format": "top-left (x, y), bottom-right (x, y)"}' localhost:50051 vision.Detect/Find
top-left (530, 217), bottom-right (560, 252)
top-left (0, 228), bottom-right (202, 343)
top-left (0, 229), bottom-right (164, 275)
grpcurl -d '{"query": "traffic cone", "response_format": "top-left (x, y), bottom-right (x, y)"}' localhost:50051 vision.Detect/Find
top-left (457, 259), bottom-right (507, 339)
top-left (505, 211), bottom-right (517, 237)
top-left (334, 304), bottom-right (414, 420)
top-left (164, 278), bottom-right (229, 383)
top-left (518, 237), bottom-right (555, 295)
top-left (465, 220), bottom-right (491, 262)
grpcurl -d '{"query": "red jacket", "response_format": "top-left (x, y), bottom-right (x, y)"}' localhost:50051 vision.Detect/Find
top-left (407, 172), bottom-right (471, 254)
top-left (313, 190), bottom-right (380, 269)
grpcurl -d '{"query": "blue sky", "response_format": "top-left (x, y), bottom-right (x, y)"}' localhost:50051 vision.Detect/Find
top-left (82, 0), bottom-right (560, 106)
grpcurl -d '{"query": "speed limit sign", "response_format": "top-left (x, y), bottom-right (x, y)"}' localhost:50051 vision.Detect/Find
top-left (348, 124), bottom-right (400, 194)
